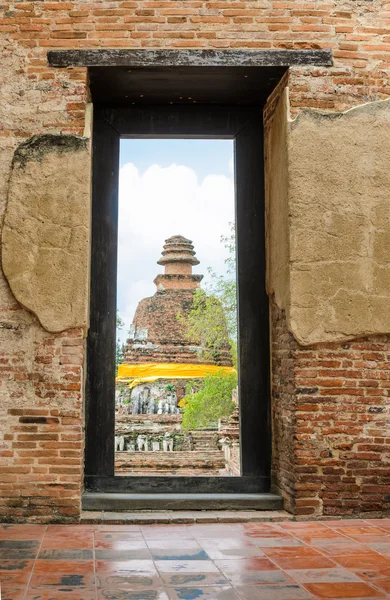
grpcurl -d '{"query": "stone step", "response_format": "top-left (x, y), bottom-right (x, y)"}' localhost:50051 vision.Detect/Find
top-left (115, 450), bottom-right (225, 475)
top-left (81, 509), bottom-right (292, 524)
top-left (82, 492), bottom-right (284, 512)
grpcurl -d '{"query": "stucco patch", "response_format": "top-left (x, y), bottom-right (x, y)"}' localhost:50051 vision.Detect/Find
top-left (2, 134), bottom-right (91, 333)
top-left (267, 93), bottom-right (390, 345)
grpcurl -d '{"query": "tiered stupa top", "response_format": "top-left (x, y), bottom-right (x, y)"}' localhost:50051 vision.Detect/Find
top-left (123, 235), bottom-right (232, 366)
top-left (154, 235), bottom-right (203, 290)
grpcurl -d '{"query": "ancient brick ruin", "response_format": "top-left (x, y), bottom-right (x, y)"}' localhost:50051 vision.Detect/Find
top-left (115, 235), bottom-right (237, 476)
top-left (1, 0), bottom-right (390, 522)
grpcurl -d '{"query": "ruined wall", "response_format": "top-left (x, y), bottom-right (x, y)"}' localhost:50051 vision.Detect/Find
top-left (264, 58), bottom-right (390, 517)
top-left (267, 91), bottom-right (390, 346)
top-left (289, 99), bottom-right (390, 346)
top-left (0, 0), bottom-right (390, 521)
top-left (271, 303), bottom-right (390, 518)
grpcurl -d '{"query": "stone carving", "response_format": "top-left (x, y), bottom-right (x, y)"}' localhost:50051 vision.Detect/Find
top-left (162, 432), bottom-right (173, 452)
top-left (115, 436), bottom-right (125, 451)
top-left (152, 441), bottom-right (160, 451)
top-left (137, 435), bottom-right (148, 451)
top-left (129, 383), bottom-right (180, 415)
top-left (2, 134), bottom-right (91, 333)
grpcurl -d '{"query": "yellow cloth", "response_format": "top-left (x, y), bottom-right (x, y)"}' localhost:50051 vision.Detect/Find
top-left (117, 362), bottom-right (236, 388)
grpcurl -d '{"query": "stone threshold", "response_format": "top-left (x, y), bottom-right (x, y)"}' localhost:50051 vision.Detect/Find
top-left (80, 509), bottom-right (292, 524)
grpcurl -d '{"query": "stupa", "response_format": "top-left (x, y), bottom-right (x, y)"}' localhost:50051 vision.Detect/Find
top-left (124, 235), bottom-right (232, 366)
top-left (114, 236), bottom-right (236, 473)
top-left (117, 235), bottom-right (233, 417)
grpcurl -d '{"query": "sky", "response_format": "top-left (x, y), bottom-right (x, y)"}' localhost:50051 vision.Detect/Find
top-left (117, 138), bottom-right (235, 345)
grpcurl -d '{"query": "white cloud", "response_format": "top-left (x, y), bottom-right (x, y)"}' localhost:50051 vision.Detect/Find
top-left (117, 161), bottom-right (234, 343)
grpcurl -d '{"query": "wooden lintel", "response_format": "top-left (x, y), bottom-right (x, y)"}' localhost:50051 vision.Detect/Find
top-left (48, 48), bottom-right (332, 68)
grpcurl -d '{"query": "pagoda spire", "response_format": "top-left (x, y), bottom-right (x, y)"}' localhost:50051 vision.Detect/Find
top-left (154, 235), bottom-right (203, 291)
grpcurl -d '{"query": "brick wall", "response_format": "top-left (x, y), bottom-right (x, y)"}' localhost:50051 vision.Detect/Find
top-left (1, 0), bottom-right (389, 521)
top-left (0, 321), bottom-right (84, 522)
top-left (271, 302), bottom-right (390, 518)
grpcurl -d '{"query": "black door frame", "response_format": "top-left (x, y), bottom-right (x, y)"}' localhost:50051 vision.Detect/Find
top-left (85, 103), bottom-right (270, 493)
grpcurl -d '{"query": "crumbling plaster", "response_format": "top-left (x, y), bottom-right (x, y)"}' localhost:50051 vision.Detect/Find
top-left (267, 90), bottom-right (390, 345)
top-left (2, 134), bottom-right (91, 333)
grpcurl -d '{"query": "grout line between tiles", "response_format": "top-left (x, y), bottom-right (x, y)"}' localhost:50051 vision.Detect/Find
top-left (22, 524), bottom-right (47, 600)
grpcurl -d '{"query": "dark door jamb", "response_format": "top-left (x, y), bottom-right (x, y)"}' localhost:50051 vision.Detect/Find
top-left (85, 104), bottom-right (270, 494)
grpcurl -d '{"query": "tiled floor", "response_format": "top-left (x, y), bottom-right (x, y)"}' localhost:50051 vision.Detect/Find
top-left (2, 519), bottom-right (390, 599)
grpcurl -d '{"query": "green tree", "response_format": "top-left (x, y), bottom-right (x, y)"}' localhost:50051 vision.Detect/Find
top-left (181, 370), bottom-right (237, 432)
top-left (181, 223), bottom-right (237, 366)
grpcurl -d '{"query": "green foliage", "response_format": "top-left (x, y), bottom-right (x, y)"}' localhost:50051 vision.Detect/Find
top-left (165, 384), bottom-right (176, 392)
top-left (181, 371), bottom-right (237, 432)
top-left (116, 311), bottom-right (125, 329)
top-left (179, 223), bottom-right (237, 366)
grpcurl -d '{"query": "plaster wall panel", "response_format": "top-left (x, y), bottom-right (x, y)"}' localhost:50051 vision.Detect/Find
top-left (265, 85), bottom-right (290, 312)
top-left (288, 99), bottom-right (390, 345)
top-left (2, 135), bottom-right (91, 333)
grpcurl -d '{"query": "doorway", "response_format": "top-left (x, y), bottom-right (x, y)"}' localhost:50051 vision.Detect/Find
top-left (85, 102), bottom-right (270, 494)
top-left (115, 138), bottom-right (237, 477)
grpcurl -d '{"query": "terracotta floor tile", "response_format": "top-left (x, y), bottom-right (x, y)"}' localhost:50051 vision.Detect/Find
top-left (3, 520), bottom-right (390, 599)
top-left (343, 535), bottom-right (390, 544)
top-left (142, 526), bottom-right (194, 540)
top-left (97, 590), bottom-right (169, 600)
top-left (95, 548), bottom-right (152, 561)
top-left (0, 559), bottom-right (35, 585)
top-left (155, 560), bottom-right (220, 573)
top-left (200, 546), bottom-right (265, 560)
top-left (29, 559), bottom-right (96, 588)
top-left (279, 522), bottom-right (332, 531)
top-left (94, 532), bottom-right (145, 545)
top-left (0, 525), bottom-right (46, 539)
top-left (369, 520), bottom-right (390, 530)
top-left (188, 526), bottom-right (236, 538)
top-left (166, 585), bottom-right (239, 599)
top-left (366, 542), bottom-right (390, 554)
top-left (0, 539), bottom-right (40, 549)
top-left (234, 583), bottom-right (314, 599)
top-left (327, 521), bottom-right (378, 528)
top-left (314, 542), bottom-right (377, 556)
top-left (372, 577), bottom-right (390, 594)
top-left (297, 534), bottom-right (352, 544)
top-left (355, 569), bottom-right (390, 583)
top-left (96, 571), bottom-right (164, 589)
top-left (95, 559), bottom-right (158, 573)
top-left (147, 540), bottom-right (202, 550)
top-left (269, 555), bottom-right (337, 570)
top-left (25, 588), bottom-right (97, 599)
top-left (333, 554), bottom-right (390, 570)
top-left (226, 569), bottom-right (293, 585)
top-left (198, 538), bottom-right (254, 548)
top-left (235, 525), bottom-right (292, 538)
top-left (99, 524), bottom-right (141, 531)
top-left (262, 545), bottom-right (323, 558)
top-left (38, 549), bottom-right (93, 560)
top-left (0, 587), bottom-right (27, 600)
top-left (250, 536), bottom-right (305, 547)
top-left (160, 572), bottom-right (229, 587)
top-left (214, 557), bottom-right (279, 572)
top-left (303, 581), bottom-right (385, 598)
top-left (286, 568), bottom-right (362, 583)
top-left (332, 527), bottom-right (388, 537)
top-left (40, 535), bottom-right (94, 550)
top-left (95, 538), bottom-right (148, 550)
top-left (151, 548), bottom-right (210, 561)
top-left (0, 547), bottom-right (37, 559)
